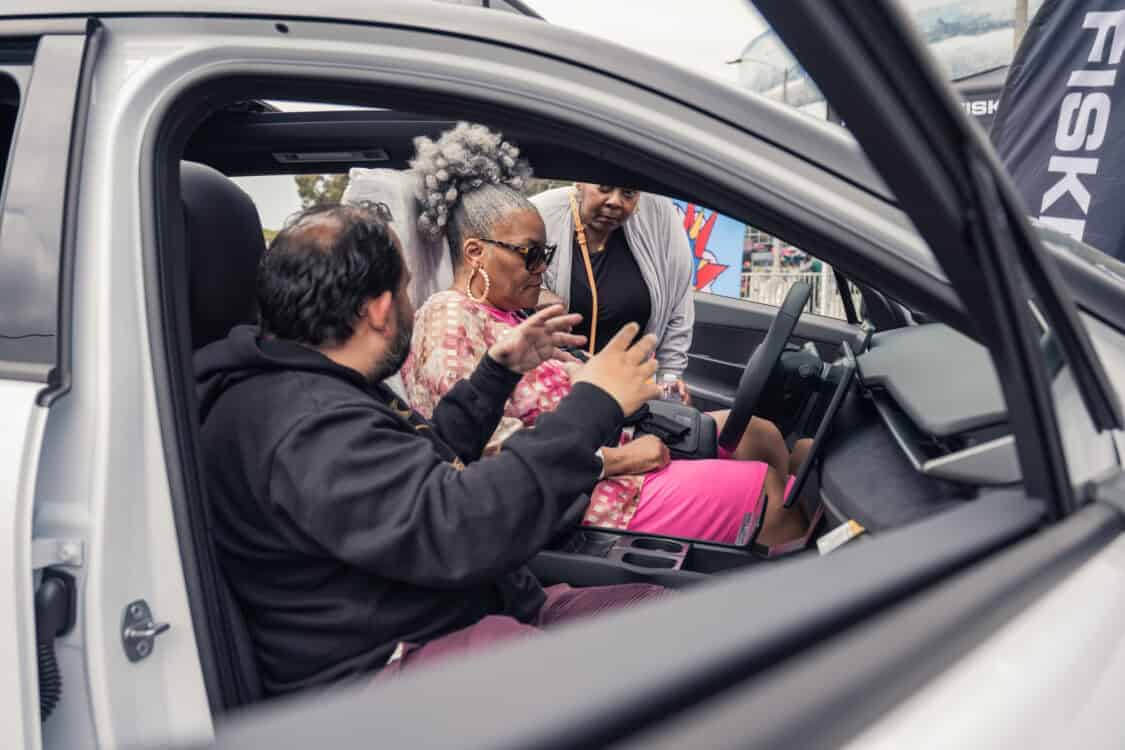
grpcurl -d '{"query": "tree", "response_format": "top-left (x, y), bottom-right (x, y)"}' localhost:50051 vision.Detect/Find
top-left (294, 173), bottom-right (349, 209)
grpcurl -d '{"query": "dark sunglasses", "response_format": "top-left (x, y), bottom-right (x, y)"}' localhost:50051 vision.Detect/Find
top-left (480, 238), bottom-right (557, 271)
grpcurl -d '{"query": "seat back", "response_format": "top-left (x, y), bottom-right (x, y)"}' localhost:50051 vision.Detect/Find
top-left (342, 167), bottom-right (454, 401)
top-left (182, 161), bottom-right (266, 706)
top-left (341, 167), bottom-right (453, 304)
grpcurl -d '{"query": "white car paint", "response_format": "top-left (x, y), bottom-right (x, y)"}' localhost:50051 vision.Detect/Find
top-left (849, 535), bottom-right (1125, 749)
top-left (0, 384), bottom-right (51, 750)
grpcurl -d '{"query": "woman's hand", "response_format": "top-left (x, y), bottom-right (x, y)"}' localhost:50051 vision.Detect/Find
top-left (489, 304), bottom-right (585, 374)
top-left (601, 435), bottom-right (670, 477)
top-left (536, 289), bottom-right (567, 311)
top-left (674, 378), bottom-right (692, 406)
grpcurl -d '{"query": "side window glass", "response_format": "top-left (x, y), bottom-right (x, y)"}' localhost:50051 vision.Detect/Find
top-left (0, 72), bottom-right (18, 198)
top-left (672, 198), bottom-right (851, 320)
top-left (0, 34), bottom-right (89, 382)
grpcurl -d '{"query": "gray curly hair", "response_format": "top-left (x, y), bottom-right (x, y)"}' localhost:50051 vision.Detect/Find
top-left (410, 122), bottom-right (535, 266)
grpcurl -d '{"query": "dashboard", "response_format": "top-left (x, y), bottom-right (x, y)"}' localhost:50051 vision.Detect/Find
top-left (816, 323), bottom-right (1021, 532)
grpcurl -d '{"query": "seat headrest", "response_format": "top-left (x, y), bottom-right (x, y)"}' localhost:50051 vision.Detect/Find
top-left (341, 167), bottom-right (452, 305)
top-left (182, 161), bottom-right (265, 350)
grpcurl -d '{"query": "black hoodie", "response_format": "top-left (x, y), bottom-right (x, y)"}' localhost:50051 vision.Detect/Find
top-left (195, 325), bottom-right (623, 695)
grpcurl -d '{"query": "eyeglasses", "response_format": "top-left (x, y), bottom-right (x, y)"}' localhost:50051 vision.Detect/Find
top-left (480, 238), bottom-right (557, 271)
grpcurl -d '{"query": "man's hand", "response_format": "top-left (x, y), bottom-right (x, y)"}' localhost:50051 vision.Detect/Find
top-left (571, 323), bottom-right (661, 415)
top-left (489, 304), bottom-right (585, 374)
top-left (601, 435), bottom-right (670, 477)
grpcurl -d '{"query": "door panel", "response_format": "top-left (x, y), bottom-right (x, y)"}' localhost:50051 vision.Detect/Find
top-left (687, 292), bottom-right (864, 410)
top-left (0, 386), bottom-right (48, 750)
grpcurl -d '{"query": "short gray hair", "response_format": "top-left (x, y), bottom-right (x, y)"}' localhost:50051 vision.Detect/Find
top-left (411, 122), bottom-right (535, 265)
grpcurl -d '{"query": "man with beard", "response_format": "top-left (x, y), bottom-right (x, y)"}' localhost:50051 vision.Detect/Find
top-left (195, 202), bottom-right (666, 696)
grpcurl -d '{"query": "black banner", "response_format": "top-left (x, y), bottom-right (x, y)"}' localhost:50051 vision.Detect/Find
top-left (992, 1), bottom-right (1125, 259)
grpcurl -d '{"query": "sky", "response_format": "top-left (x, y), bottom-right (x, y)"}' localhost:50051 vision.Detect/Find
top-left (523, 0), bottom-right (764, 85)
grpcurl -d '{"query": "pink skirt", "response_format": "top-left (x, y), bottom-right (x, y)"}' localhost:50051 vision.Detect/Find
top-left (627, 456), bottom-right (794, 544)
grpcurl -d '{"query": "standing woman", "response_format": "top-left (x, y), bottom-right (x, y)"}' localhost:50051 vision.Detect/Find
top-left (532, 185), bottom-right (693, 392)
top-left (533, 184), bottom-right (804, 478)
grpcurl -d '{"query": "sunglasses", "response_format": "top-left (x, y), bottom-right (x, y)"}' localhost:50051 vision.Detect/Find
top-left (480, 238), bottom-right (557, 271)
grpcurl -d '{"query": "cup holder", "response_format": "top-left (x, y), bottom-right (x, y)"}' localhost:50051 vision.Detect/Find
top-left (621, 552), bottom-right (677, 569)
top-left (629, 538), bottom-right (685, 554)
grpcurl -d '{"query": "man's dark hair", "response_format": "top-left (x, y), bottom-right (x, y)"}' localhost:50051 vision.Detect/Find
top-left (257, 202), bottom-right (403, 346)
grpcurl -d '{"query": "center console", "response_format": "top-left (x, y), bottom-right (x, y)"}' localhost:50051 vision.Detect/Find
top-left (531, 528), bottom-right (768, 590)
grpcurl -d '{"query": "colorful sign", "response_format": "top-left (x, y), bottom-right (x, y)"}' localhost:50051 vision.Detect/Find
top-left (674, 201), bottom-right (744, 297)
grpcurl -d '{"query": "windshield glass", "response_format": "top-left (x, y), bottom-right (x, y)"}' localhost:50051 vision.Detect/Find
top-left (1035, 223), bottom-right (1125, 284)
top-left (527, 1), bottom-right (1046, 126)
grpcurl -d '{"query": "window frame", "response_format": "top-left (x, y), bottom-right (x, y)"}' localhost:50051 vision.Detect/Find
top-left (0, 20), bottom-right (98, 406)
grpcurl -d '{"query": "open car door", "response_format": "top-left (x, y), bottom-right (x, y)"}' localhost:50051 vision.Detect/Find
top-left (0, 21), bottom-right (98, 750)
top-left (205, 2), bottom-right (1125, 748)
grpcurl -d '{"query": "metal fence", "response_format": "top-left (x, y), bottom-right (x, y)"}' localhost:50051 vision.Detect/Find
top-left (740, 269), bottom-right (862, 320)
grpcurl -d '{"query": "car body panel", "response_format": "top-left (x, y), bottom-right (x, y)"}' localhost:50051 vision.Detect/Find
top-left (0, 386), bottom-right (49, 750)
top-left (848, 533), bottom-right (1125, 749)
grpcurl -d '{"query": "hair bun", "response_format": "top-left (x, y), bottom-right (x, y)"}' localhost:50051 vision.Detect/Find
top-left (411, 122), bottom-right (532, 239)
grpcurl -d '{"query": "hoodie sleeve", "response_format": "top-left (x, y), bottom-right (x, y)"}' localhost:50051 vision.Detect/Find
top-left (266, 382), bottom-right (623, 588)
top-left (427, 353), bottom-right (525, 462)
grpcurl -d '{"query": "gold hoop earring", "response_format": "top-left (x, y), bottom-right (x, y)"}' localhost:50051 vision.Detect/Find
top-left (466, 266), bottom-right (491, 303)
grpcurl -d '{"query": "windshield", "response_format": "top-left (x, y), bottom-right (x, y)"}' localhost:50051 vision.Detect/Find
top-left (527, 1), bottom-right (1046, 125)
top-left (1035, 223), bottom-right (1125, 285)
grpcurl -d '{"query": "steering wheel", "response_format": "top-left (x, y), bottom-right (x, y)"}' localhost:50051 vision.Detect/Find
top-left (717, 281), bottom-right (812, 453)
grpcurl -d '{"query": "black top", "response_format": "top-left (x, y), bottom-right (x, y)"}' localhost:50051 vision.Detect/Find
top-left (195, 325), bottom-right (623, 695)
top-left (569, 230), bottom-right (652, 352)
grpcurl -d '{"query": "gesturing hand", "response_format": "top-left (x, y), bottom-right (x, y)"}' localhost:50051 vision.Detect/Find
top-left (571, 322), bottom-right (662, 416)
top-left (488, 304), bottom-right (586, 374)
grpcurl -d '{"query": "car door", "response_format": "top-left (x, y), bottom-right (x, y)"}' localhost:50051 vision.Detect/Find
top-left (194, 3), bottom-right (1123, 748)
top-left (0, 21), bottom-right (96, 750)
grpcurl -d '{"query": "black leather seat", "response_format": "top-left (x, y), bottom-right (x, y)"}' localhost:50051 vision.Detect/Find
top-left (181, 161), bottom-right (267, 707)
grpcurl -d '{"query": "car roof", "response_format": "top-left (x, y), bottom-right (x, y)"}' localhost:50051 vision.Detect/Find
top-left (2, 0), bottom-right (896, 206)
top-left (9, 1), bottom-right (1123, 333)
top-left (0, 0), bottom-right (538, 19)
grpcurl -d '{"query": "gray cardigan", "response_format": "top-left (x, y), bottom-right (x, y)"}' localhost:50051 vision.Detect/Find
top-left (531, 187), bottom-right (695, 376)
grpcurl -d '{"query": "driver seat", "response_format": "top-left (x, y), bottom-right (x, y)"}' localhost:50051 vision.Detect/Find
top-left (182, 160), bottom-right (267, 707)
top-left (342, 167), bottom-right (453, 402)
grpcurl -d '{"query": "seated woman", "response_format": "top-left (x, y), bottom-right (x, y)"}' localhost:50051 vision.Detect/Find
top-left (401, 123), bottom-right (807, 546)
top-left (532, 184), bottom-right (807, 478)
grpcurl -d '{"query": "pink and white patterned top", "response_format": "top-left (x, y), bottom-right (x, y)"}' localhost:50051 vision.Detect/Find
top-left (401, 290), bottom-right (644, 529)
